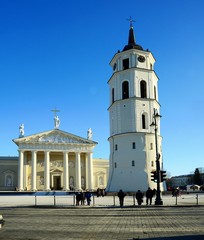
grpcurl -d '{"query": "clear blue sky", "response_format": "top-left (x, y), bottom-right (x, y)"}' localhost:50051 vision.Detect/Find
top-left (1, 0), bottom-right (204, 177)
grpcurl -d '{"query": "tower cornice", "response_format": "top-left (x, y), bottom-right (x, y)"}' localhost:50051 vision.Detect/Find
top-left (107, 96), bottom-right (161, 111)
top-left (109, 48), bottom-right (155, 66)
top-left (107, 67), bottom-right (159, 84)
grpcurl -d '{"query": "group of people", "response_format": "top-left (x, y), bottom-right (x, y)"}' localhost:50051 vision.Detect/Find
top-left (118, 187), bottom-right (156, 207)
top-left (76, 190), bottom-right (92, 206)
top-left (75, 187), bottom-right (156, 207)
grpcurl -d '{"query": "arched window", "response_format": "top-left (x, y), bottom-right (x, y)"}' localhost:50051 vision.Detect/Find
top-left (142, 114), bottom-right (146, 129)
top-left (112, 88), bottom-right (115, 103)
top-left (81, 177), bottom-right (85, 189)
top-left (140, 80), bottom-right (147, 98)
top-left (69, 176), bottom-right (74, 190)
top-left (5, 175), bottom-right (13, 186)
top-left (141, 112), bottom-right (149, 130)
top-left (154, 86), bottom-right (157, 100)
top-left (132, 160), bottom-right (135, 167)
top-left (99, 176), bottom-right (104, 186)
top-left (122, 81), bottom-right (129, 99)
top-left (123, 58), bottom-right (129, 70)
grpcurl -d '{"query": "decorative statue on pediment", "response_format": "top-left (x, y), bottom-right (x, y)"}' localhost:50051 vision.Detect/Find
top-left (87, 128), bottom-right (93, 140)
top-left (54, 115), bottom-right (60, 129)
top-left (19, 123), bottom-right (24, 138)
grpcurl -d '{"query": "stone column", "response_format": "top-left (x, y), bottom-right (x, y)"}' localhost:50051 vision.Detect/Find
top-left (23, 153), bottom-right (27, 189)
top-left (85, 154), bottom-right (89, 189)
top-left (44, 151), bottom-right (50, 191)
top-left (31, 151), bottom-right (37, 191)
top-left (75, 152), bottom-right (81, 190)
top-left (87, 152), bottom-right (93, 190)
top-left (18, 150), bottom-right (24, 191)
top-left (63, 152), bottom-right (69, 190)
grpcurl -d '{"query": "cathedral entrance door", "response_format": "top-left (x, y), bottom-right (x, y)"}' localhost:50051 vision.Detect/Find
top-left (53, 176), bottom-right (61, 190)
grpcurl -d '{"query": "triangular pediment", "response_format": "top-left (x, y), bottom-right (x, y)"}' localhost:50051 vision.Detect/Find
top-left (50, 168), bottom-right (63, 173)
top-left (13, 129), bottom-right (97, 146)
top-left (3, 169), bottom-right (15, 174)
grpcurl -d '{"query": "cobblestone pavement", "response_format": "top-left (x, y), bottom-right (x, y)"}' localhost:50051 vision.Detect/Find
top-left (0, 206), bottom-right (204, 240)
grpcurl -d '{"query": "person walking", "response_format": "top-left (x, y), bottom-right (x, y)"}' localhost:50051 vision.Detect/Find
top-left (117, 189), bottom-right (126, 207)
top-left (136, 190), bottom-right (143, 205)
top-left (146, 187), bottom-right (153, 205)
top-left (85, 190), bottom-right (92, 206)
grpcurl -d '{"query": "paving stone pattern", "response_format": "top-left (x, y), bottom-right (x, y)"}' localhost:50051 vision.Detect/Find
top-left (0, 206), bottom-right (204, 240)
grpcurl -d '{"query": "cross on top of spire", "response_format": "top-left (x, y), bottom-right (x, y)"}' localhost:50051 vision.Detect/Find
top-left (51, 107), bottom-right (60, 117)
top-left (126, 16), bottom-right (136, 28)
top-left (123, 17), bottom-right (143, 51)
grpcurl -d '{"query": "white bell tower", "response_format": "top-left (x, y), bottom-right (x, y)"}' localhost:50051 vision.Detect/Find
top-left (106, 21), bottom-right (163, 192)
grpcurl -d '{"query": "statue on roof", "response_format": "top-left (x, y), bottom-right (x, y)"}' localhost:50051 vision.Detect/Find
top-left (87, 128), bottom-right (93, 140)
top-left (19, 124), bottom-right (24, 138)
top-left (54, 115), bottom-right (60, 129)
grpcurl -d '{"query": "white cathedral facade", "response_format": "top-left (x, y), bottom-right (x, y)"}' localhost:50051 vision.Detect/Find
top-left (0, 120), bottom-right (109, 191)
top-left (106, 22), bottom-right (163, 192)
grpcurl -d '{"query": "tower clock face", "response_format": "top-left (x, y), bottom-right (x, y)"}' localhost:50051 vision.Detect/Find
top-left (138, 55), bottom-right (145, 63)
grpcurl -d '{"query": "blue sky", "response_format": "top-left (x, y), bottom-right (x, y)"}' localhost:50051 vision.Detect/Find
top-left (1, 0), bottom-right (204, 177)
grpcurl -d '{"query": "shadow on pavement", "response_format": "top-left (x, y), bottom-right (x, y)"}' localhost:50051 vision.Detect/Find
top-left (133, 235), bottom-right (204, 240)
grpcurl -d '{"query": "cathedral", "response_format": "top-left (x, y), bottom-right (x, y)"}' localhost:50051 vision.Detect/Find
top-left (0, 118), bottom-right (109, 191)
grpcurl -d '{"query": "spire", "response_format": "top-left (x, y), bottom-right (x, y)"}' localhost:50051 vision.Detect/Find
top-left (123, 17), bottom-right (143, 52)
top-left (128, 25), bottom-right (136, 46)
top-left (127, 17), bottom-right (136, 45)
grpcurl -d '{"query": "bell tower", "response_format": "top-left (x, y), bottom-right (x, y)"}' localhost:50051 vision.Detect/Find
top-left (106, 20), bottom-right (163, 192)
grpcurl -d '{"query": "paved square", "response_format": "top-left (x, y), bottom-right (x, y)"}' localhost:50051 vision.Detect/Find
top-left (0, 206), bottom-right (204, 239)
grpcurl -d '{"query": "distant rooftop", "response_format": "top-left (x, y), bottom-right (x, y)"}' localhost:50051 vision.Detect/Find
top-left (0, 156), bottom-right (18, 160)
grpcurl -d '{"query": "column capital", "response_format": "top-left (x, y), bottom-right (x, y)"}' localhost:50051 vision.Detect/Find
top-left (31, 150), bottom-right (38, 155)
top-left (63, 151), bottom-right (69, 155)
top-left (18, 149), bottom-right (25, 153)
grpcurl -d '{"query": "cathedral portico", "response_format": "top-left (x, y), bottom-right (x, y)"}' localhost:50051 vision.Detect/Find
top-left (13, 129), bottom-right (97, 191)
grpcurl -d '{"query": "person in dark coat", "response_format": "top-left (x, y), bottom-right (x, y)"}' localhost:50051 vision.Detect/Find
top-left (117, 189), bottom-right (126, 207)
top-left (85, 190), bottom-right (92, 206)
top-left (146, 187), bottom-right (154, 205)
top-left (96, 188), bottom-right (100, 197)
top-left (80, 191), bottom-right (85, 205)
top-left (136, 190), bottom-right (144, 205)
top-left (76, 192), bottom-right (81, 206)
